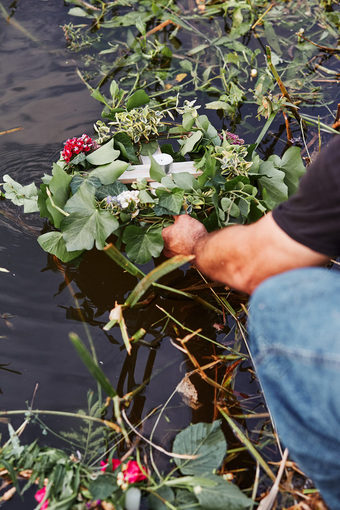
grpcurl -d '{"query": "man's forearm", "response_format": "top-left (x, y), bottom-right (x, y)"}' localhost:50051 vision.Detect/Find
top-left (193, 224), bottom-right (255, 292)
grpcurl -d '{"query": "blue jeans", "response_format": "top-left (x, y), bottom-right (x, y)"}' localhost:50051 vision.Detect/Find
top-left (248, 268), bottom-right (340, 510)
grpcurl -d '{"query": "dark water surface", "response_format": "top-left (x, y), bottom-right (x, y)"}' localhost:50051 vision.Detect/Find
top-left (0, 2), bottom-right (273, 508)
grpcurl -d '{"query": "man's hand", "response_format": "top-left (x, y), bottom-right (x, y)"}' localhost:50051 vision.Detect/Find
top-left (162, 215), bottom-right (208, 257)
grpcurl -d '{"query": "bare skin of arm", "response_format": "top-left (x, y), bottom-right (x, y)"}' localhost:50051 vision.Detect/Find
top-left (162, 212), bottom-right (329, 295)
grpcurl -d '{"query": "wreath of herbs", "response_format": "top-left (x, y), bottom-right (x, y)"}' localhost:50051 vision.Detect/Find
top-left (1, 90), bottom-right (306, 265)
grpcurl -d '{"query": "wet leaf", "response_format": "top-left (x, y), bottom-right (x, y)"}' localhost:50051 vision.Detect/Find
top-left (38, 232), bottom-right (83, 262)
top-left (195, 474), bottom-right (252, 509)
top-left (172, 421), bottom-right (227, 475)
top-left (123, 225), bottom-right (164, 265)
top-left (2, 175), bottom-right (39, 213)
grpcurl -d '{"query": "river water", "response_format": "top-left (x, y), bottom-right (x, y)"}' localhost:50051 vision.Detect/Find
top-left (2, 0), bottom-right (338, 508)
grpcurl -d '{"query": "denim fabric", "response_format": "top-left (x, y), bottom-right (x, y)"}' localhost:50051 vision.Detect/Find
top-left (248, 268), bottom-right (340, 510)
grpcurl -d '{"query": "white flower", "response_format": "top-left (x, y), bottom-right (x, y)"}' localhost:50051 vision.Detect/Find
top-left (193, 485), bottom-right (202, 495)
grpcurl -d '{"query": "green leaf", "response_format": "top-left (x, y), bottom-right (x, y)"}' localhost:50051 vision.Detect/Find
top-left (126, 89), bottom-right (150, 110)
top-left (104, 243), bottom-right (144, 278)
top-left (62, 210), bottom-right (118, 251)
top-left (63, 185), bottom-right (119, 250)
top-left (2, 175), bottom-right (39, 213)
top-left (89, 474), bottom-right (117, 500)
top-left (182, 112), bottom-right (196, 131)
top-left (89, 160), bottom-right (129, 185)
top-left (70, 175), bottom-right (102, 195)
top-left (279, 146), bottom-right (305, 196)
top-left (187, 43), bottom-right (209, 56)
top-left (154, 189), bottom-right (185, 215)
top-left (180, 131), bottom-right (203, 156)
top-left (264, 21), bottom-right (282, 56)
top-left (125, 255), bottom-right (194, 307)
top-left (220, 197), bottom-right (240, 218)
top-left (47, 164), bottom-right (73, 228)
top-left (149, 155), bottom-right (166, 183)
top-left (149, 487), bottom-right (175, 510)
top-left (91, 88), bottom-right (109, 105)
top-left (37, 232), bottom-right (83, 263)
top-left (205, 101), bottom-right (234, 114)
top-left (140, 140), bottom-right (160, 156)
top-left (123, 225), bottom-right (164, 264)
top-left (138, 189), bottom-right (155, 204)
top-left (64, 183), bottom-right (96, 216)
top-left (258, 160), bottom-right (288, 209)
top-left (174, 489), bottom-right (202, 509)
top-left (195, 474), bottom-right (252, 509)
top-left (173, 172), bottom-right (198, 191)
top-left (69, 333), bottom-right (117, 397)
top-left (86, 139), bottom-right (120, 166)
top-left (114, 132), bottom-right (139, 164)
top-left (95, 182), bottom-right (128, 201)
top-left (172, 421), bottom-right (227, 475)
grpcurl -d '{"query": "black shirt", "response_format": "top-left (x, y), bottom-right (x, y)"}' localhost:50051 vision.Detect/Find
top-left (272, 136), bottom-right (340, 257)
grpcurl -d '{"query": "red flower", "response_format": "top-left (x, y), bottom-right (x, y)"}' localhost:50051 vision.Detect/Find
top-left (100, 458), bottom-right (122, 472)
top-left (100, 458), bottom-right (147, 486)
top-left (61, 134), bottom-right (98, 163)
top-left (34, 487), bottom-right (49, 510)
top-left (123, 461), bottom-right (147, 484)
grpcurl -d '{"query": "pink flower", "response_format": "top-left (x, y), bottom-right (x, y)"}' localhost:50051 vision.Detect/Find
top-left (100, 458), bottom-right (122, 472)
top-left (34, 487), bottom-right (49, 510)
top-left (123, 461), bottom-right (147, 484)
top-left (61, 134), bottom-right (98, 163)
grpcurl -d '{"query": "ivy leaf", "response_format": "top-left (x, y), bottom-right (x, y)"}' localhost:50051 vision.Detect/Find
top-left (149, 155), bottom-right (166, 182)
top-left (172, 421), bottom-right (227, 475)
top-left (180, 131), bottom-right (203, 156)
top-left (37, 232), bottom-right (83, 263)
top-left (195, 474), bottom-right (252, 509)
top-left (65, 183), bottom-right (96, 216)
top-left (95, 182), bottom-right (128, 201)
top-left (89, 160), bottom-right (129, 185)
top-left (63, 185), bottom-right (118, 250)
top-left (70, 175), bottom-right (102, 195)
top-left (126, 89), bottom-right (150, 110)
top-left (114, 132), bottom-right (139, 164)
top-left (86, 139), bottom-right (120, 166)
top-left (2, 175), bottom-right (39, 213)
top-left (140, 140), bottom-right (160, 156)
top-left (61, 210), bottom-right (118, 251)
top-left (173, 172), bottom-right (198, 191)
top-left (154, 189), bottom-right (185, 216)
top-left (123, 225), bottom-right (164, 264)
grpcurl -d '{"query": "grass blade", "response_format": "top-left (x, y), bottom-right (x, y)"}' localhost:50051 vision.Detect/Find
top-left (218, 406), bottom-right (276, 482)
top-left (104, 243), bottom-right (144, 279)
top-left (125, 255), bottom-right (194, 307)
top-left (69, 332), bottom-right (117, 397)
